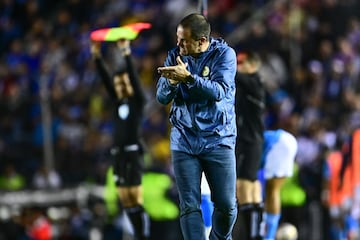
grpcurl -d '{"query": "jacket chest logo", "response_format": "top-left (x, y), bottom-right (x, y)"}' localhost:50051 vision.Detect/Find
top-left (202, 66), bottom-right (210, 78)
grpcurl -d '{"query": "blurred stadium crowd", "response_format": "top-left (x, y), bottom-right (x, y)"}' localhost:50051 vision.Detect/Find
top-left (0, 0), bottom-right (360, 239)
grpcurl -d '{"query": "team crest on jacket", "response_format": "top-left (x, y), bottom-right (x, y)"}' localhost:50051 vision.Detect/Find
top-left (202, 66), bottom-right (210, 78)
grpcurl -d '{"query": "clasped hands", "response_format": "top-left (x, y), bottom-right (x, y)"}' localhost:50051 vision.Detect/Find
top-left (158, 56), bottom-right (191, 85)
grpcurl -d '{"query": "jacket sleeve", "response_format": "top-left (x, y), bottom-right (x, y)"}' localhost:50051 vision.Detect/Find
top-left (187, 47), bottom-right (237, 102)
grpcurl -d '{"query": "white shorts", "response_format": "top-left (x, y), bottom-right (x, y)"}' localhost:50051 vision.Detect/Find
top-left (263, 130), bottom-right (298, 179)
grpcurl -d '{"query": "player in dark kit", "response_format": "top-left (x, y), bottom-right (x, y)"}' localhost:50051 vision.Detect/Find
top-left (90, 39), bottom-right (150, 240)
top-left (234, 51), bottom-right (265, 240)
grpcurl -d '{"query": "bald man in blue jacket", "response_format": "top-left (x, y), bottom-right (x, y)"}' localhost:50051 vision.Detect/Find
top-left (156, 13), bottom-right (238, 240)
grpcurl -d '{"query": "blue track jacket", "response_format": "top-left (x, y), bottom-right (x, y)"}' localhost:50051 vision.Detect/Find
top-left (156, 38), bottom-right (237, 154)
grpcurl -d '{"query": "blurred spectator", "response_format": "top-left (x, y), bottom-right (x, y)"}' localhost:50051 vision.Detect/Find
top-left (23, 207), bottom-right (52, 240)
top-left (32, 164), bottom-right (62, 190)
top-left (0, 163), bottom-right (26, 191)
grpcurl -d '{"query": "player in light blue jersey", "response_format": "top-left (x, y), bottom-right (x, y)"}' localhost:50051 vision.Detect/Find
top-left (259, 129), bottom-right (298, 240)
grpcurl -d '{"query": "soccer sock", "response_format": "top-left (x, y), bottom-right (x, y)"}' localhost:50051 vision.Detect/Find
top-left (264, 212), bottom-right (281, 240)
top-left (201, 194), bottom-right (214, 239)
top-left (238, 203), bottom-right (264, 240)
top-left (255, 203), bottom-right (266, 237)
top-left (125, 205), bottom-right (150, 240)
